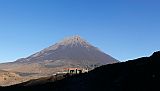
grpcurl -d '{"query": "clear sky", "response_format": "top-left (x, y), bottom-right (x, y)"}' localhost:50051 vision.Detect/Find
top-left (0, 0), bottom-right (160, 63)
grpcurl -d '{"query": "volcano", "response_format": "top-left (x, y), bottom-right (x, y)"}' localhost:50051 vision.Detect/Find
top-left (0, 35), bottom-right (118, 84)
top-left (16, 35), bottom-right (118, 67)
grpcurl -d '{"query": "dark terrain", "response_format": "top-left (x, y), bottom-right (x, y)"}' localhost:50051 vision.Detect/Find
top-left (0, 51), bottom-right (160, 91)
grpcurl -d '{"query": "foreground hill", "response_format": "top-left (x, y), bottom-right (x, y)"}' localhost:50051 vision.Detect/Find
top-left (1, 51), bottom-right (160, 91)
top-left (0, 70), bottom-right (29, 86)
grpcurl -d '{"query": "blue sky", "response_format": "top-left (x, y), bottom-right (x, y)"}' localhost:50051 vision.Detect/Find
top-left (0, 0), bottom-right (160, 63)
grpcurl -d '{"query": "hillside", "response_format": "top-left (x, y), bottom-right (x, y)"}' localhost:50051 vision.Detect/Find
top-left (1, 51), bottom-right (160, 91)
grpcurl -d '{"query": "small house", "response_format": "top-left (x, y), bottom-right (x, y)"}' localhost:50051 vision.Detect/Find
top-left (64, 68), bottom-right (87, 74)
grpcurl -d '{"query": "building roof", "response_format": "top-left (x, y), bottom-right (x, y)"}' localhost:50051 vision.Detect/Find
top-left (64, 68), bottom-right (83, 70)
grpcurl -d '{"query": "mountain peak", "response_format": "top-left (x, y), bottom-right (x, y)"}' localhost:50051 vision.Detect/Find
top-left (61, 35), bottom-right (85, 42)
top-left (57, 35), bottom-right (89, 47)
top-left (33, 35), bottom-right (92, 54)
top-left (70, 35), bottom-right (81, 40)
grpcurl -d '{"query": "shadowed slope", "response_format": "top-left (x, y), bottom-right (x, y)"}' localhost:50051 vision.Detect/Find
top-left (1, 51), bottom-right (160, 91)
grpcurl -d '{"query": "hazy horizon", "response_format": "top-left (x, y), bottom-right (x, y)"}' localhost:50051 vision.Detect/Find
top-left (0, 0), bottom-right (160, 63)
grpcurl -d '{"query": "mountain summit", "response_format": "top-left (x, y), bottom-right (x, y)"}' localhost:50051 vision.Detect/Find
top-left (39, 35), bottom-right (94, 52)
top-left (56, 35), bottom-right (89, 47)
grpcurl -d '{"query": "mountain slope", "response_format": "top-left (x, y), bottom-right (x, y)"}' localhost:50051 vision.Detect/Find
top-left (0, 35), bottom-right (118, 86)
top-left (1, 51), bottom-right (160, 91)
top-left (0, 36), bottom-right (118, 71)
top-left (16, 35), bottom-right (117, 65)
